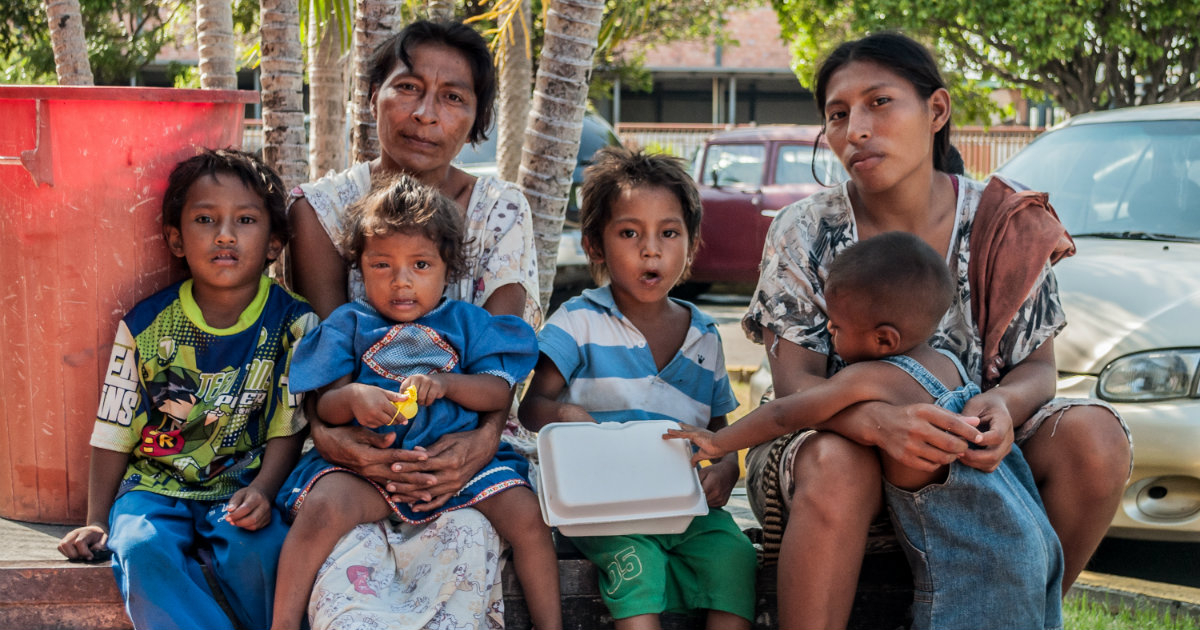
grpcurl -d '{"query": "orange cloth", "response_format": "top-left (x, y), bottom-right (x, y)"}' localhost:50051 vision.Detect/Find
top-left (968, 175), bottom-right (1075, 390)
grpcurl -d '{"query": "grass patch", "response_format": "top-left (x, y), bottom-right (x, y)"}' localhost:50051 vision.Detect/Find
top-left (1065, 594), bottom-right (1200, 630)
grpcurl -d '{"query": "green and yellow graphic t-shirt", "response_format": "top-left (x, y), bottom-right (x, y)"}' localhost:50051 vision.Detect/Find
top-left (90, 276), bottom-right (318, 501)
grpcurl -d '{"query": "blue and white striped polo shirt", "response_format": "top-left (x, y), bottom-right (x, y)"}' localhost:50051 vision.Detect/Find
top-left (537, 286), bottom-right (739, 427)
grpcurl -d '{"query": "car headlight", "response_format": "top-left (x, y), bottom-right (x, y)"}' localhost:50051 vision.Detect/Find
top-left (1097, 350), bottom-right (1200, 402)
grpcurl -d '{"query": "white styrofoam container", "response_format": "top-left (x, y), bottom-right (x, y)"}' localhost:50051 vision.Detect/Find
top-left (536, 420), bottom-right (709, 536)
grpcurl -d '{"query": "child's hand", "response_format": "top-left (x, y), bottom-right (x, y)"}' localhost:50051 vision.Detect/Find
top-left (401, 373), bottom-right (448, 406)
top-left (224, 486), bottom-right (272, 531)
top-left (347, 383), bottom-right (413, 429)
top-left (58, 525), bottom-right (109, 561)
top-left (663, 425), bottom-right (728, 464)
top-left (698, 459), bottom-right (740, 508)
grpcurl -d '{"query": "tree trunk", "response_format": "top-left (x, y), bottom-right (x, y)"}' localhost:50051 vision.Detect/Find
top-left (518, 0), bottom-right (604, 311)
top-left (261, 0), bottom-right (307, 190)
top-left (44, 0), bottom-right (93, 85)
top-left (351, 0), bottom-right (399, 163)
top-left (495, 0), bottom-right (531, 183)
top-left (308, 9), bottom-right (349, 179)
top-left (428, 0), bottom-right (454, 20)
top-left (197, 0), bottom-right (237, 89)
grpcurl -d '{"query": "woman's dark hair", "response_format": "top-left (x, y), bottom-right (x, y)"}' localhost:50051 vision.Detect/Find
top-left (579, 146), bottom-right (703, 284)
top-left (340, 173), bottom-right (468, 282)
top-left (366, 19), bottom-right (496, 144)
top-left (162, 148), bottom-right (290, 251)
top-left (814, 31), bottom-right (952, 173)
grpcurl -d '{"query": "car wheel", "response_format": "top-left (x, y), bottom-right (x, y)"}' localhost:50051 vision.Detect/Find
top-left (669, 282), bottom-right (711, 301)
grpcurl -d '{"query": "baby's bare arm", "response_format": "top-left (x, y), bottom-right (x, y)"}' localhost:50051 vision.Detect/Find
top-left (404, 372), bottom-right (511, 412)
top-left (318, 377), bottom-right (412, 428)
top-left (709, 362), bottom-right (892, 454)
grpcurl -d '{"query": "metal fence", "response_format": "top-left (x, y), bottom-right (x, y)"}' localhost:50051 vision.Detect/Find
top-left (615, 123), bottom-right (729, 163)
top-left (952, 126), bottom-right (1044, 178)
top-left (615, 122), bottom-right (1045, 179)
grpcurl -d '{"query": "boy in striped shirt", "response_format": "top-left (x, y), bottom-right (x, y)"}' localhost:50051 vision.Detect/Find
top-left (520, 147), bottom-right (756, 630)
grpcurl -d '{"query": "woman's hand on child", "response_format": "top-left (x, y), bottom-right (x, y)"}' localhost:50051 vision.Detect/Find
top-left (663, 425), bottom-right (728, 463)
top-left (698, 459), bottom-right (740, 508)
top-left (58, 525), bottom-right (108, 561)
top-left (873, 402), bottom-right (983, 472)
top-left (387, 426), bottom-right (498, 510)
top-left (401, 374), bottom-right (448, 406)
top-left (956, 392), bottom-right (1016, 473)
top-left (225, 486), bottom-right (272, 530)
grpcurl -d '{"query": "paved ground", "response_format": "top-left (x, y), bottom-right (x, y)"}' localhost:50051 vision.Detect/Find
top-left (0, 517), bottom-right (72, 563)
top-left (692, 293), bottom-right (764, 371)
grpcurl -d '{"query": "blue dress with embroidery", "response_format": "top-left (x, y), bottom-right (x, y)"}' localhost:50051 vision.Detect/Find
top-left (278, 298), bottom-right (538, 524)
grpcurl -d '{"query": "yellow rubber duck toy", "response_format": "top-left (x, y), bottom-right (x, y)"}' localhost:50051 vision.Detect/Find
top-left (389, 385), bottom-right (419, 425)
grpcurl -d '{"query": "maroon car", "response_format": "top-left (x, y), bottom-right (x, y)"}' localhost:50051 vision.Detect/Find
top-left (681, 126), bottom-right (846, 297)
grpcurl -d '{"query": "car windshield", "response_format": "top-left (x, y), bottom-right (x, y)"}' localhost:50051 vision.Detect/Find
top-left (997, 120), bottom-right (1200, 241)
top-left (775, 143), bottom-right (848, 186)
top-left (703, 144), bottom-right (765, 187)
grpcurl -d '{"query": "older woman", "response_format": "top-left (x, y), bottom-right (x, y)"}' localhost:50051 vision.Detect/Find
top-left (742, 32), bottom-right (1132, 629)
top-left (287, 20), bottom-right (539, 629)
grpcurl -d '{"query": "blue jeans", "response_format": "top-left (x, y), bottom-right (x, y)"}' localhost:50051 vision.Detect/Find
top-left (885, 445), bottom-right (1064, 630)
top-left (106, 490), bottom-right (288, 630)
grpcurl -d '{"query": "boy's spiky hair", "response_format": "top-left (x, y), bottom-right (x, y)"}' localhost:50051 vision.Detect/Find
top-left (339, 174), bottom-right (467, 282)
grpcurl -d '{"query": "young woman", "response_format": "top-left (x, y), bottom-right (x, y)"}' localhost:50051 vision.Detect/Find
top-left (740, 32), bottom-right (1132, 629)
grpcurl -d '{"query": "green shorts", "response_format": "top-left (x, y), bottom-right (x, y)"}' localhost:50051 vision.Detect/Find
top-left (567, 508), bottom-right (757, 621)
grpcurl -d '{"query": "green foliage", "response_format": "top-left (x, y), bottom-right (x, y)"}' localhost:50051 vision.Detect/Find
top-left (769, 0), bottom-right (1200, 115)
top-left (166, 61), bottom-right (201, 88)
top-left (0, 0), bottom-right (183, 85)
top-left (300, 0), bottom-right (353, 54)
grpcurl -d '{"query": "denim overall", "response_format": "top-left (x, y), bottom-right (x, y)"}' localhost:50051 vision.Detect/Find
top-left (882, 350), bottom-right (1064, 630)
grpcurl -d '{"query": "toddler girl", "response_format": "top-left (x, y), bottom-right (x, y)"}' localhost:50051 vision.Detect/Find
top-left (272, 175), bottom-right (560, 630)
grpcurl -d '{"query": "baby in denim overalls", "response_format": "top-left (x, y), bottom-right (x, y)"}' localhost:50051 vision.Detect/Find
top-left (669, 231), bottom-right (1064, 630)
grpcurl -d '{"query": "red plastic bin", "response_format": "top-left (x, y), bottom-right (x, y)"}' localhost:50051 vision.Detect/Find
top-left (0, 86), bottom-right (259, 524)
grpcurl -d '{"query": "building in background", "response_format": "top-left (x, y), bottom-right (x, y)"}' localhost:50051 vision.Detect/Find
top-left (595, 5), bottom-right (815, 128)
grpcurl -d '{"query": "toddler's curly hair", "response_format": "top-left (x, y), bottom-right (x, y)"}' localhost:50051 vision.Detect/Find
top-left (339, 174), bottom-right (467, 282)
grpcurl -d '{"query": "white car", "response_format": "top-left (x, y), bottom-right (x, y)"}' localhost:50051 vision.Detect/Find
top-left (997, 103), bottom-right (1200, 542)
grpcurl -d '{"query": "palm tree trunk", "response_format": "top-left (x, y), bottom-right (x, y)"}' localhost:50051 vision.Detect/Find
top-left (44, 0), bottom-right (93, 85)
top-left (261, 0), bottom-right (308, 189)
top-left (518, 0), bottom-right (604, 310)
top-left (197, 0), bottom-right (237, 89)
top-left (350, 0), bottom-right (398, 163)
top-left (494, 0), bottom-right (531, 183)
top-left (308, 9), bottom-right (349, 179)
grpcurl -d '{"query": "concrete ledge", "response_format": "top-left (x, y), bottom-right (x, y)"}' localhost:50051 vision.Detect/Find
top-left (6, 549), bottom-right (1196, 630)
top-left (0, 549), bottom-right (912, 630)
top-left (0, 562), bottom-right (131, 630)
top-left (501, 543), bottom-right (914, 630)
